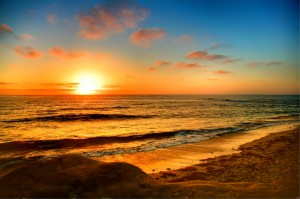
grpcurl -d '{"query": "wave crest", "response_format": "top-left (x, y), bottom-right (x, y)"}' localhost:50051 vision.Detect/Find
top-left (4, 113), bottom-right (154, 123)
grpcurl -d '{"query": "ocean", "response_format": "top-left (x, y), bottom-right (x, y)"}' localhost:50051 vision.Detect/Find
top-left (0, 95), bottom-right (299, 159)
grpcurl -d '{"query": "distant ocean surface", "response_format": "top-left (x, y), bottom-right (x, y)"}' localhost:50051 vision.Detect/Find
top-left (0, 95), bottom-right (299, 159)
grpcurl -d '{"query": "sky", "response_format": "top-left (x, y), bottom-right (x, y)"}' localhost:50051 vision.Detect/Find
top-left (0, 0), bottom-right (299, 95)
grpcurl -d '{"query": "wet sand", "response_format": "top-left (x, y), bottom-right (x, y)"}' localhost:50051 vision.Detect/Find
top-left (0, 124), bottom-right (299, 198)
top-left (94, 123), bottom-right (299, 173)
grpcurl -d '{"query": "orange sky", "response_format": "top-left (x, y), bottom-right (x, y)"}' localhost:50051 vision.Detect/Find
top-left (0, 0), bottom-right (299, 95)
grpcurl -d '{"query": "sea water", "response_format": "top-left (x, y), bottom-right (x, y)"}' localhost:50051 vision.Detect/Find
top-left (0, 95), bottom-right (299, 159)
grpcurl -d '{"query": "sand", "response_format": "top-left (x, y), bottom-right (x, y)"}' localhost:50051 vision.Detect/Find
top-left (94, 123), bottom-right (299, 173)
top-left (0, 123), bottom-right (299, 198)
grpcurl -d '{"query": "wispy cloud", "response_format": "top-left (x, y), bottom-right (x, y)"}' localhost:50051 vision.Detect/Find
top-left (186, 50), bottom-right (227, 61)
top-left (49, 46), bottom-right (84, 59)
top-left (0, 24), bottom-right (18, 39)
top-left (40, 83), bottom-right (79, 89)
top-left (0, 24), bottom-right (33, 41)
top-left (246, 61), bottom-right (283, 67)
top-left (40, 83), bottom-right (79, 86)
top-left (206, 43), bottom-right (231, 50)
top-left (147, 67), bottom-right (156, 71)
top-left (15, 46), bottom-right (42, 58)
top-left (266, 61), bottom-right (283, 66)
top-left (0, 82), bottom-right (17, 85)
top-left (46, 14), bottom-right (57, 25)
top-left (78, 0), bottom-right (148, 40)
top-left (214, 70), bottom-right (232, 75)
top-left (175, 62), bottom-right (208, 69)
top-left (173, 34), bottom-right (194, 43)
top-left (0, 24), bottom-right (13, 36)
top-left (130, 28), bottom-right (165, 47)
top-left (221, 58), bottom-right (242, 64)
top-left (20, 33), bottom-right (33, 41)
top-left (155, 60), bottom-right (171, 66)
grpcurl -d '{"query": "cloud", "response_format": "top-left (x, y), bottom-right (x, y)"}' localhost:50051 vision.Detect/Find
top-left (155, 60), bottom-right (171, 66)
top-left (214, 70), bottom-right (232, 75)
top-left (15, 46), bottom-right (42, 58)
top-left (49, 46), bottom-right (84, 58)
top-left (173, 34), bottom-right (194, 43)
top-left (246, 61), bottom-right (283, 67)
top-left (20, 33), bottom-right (33, 41)
top-left (186, 51), bottom-right (227, 61)
top-left (147, 67), bottom-right (156, 71)
top-left (47, 14), bottom-right (57, 25)
top-left (265, 61), bottom-right (283, 66)
top-left (40, 83), bottom-right (79, 89)
top-left (0, 24), bottom-right (34, 41)
top-left (175, 62), bottom-right (208, 69)
top-left (130, 28), bottom-right (165, 47)
top-left (221, 58), bottom-right (242, 64)
top-left (78, 0), bottom-right (148, 40)
top-left (0, 82), bottom-right (17, 85)
top-left (206, 43), bottom-right (231, 50)
top-left (0, 24), bottom-right (18, 39)
top-left (49, 46), bottom-right (65, 56)
top-left (0, 24), bottom-right (12, 33)
top-left (246, 62), bottom-right (264, 67)
top-left (40, 83), bottom-right (79, 86)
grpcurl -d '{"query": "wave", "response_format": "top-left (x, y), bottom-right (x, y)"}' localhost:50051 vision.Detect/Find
top-left (0, 127), bottom-right (241, 152)
top-left (1, 120), bottom-right (298, 154)
top-left (4, 113), bottom-right (154, 123)
top-left (58, 106), bottom-right (129, 111)
top-left (222, 99), bottom-right (250, 103)
top-left (269, 114), bottom-right (299, 120)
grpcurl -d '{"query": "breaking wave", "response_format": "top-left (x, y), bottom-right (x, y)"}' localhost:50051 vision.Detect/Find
top-left (4, 113), bottom-right (154, 123)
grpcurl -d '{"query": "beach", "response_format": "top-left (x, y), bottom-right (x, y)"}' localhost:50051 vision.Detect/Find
top-left (94, 123), bottom-right (299, 173)
top-left (1, 0), bottom-right (299, 197)
top-left (0, 123), bottom-right (298, 198)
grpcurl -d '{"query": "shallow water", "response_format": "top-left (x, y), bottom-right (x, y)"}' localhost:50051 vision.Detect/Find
top-left (0, 95), bottom-right (299, 158)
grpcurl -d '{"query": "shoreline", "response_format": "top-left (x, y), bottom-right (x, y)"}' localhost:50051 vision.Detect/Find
top-left (92, 122), bottom-right (299, 173)
top-left (0, 123), bottom-right (298, 198)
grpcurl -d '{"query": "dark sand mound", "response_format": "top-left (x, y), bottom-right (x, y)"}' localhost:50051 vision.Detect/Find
top-left (0, 155), bottom-right (172, 198)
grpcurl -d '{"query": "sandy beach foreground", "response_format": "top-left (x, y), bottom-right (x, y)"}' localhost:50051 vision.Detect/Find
top-left (0, 124), bottom-right (299, 198)
top-left (95, 123), bottom-right (300, 173)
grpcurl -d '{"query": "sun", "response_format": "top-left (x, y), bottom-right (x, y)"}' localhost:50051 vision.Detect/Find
top-left (76, 77), bottom-right (101, 95)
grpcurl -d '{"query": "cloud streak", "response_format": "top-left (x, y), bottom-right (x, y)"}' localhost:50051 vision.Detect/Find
top-left (78, 0), bottom-right (148, 40)
top-left (49, 46), bottom-right (84, 59)
top-left (15, 46), bottom-right (42, 58)
top-left (221, 58), bottom-right (242, 64)
top-left (206, 43), bottom-right (231, 50)
top-left (214, 70), bottom-right (232, 75)
top-left (0, 82), bottom-right (17, 85)
top-left (155, 60), bottom-right (171, 66)
top-left (173, 34), bottom-right (194, 43)
top-left (246, 61), bottom-right (283, 67)
top-left (147, 67), bottom-right (156, 71)
top-left (175, 62), bottom-right (207, 69)
top-left (186, 50), bottom-right (227, 61)
top-left (130, 28), bottom-right (165, 47)
top-left (40, 83), bottom-right (79, 89)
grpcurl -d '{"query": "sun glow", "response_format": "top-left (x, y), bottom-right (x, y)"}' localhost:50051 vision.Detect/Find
top-left (76, 76), bottom-right (101, 95)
